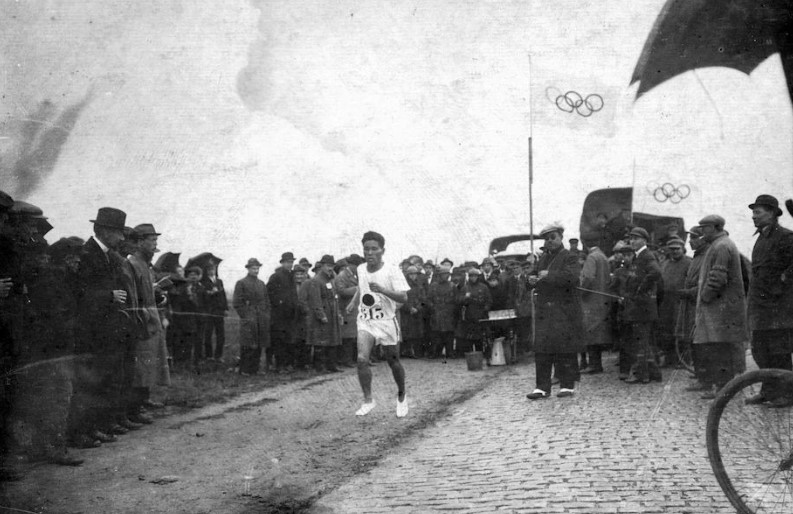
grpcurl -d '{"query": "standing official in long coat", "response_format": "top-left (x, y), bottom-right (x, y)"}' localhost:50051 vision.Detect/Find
top-left (233, 258), bottom-right (271, 375)
top-left (526, 224), bottom-right (584, 400)
top-left (127, 224), bottom-right (170, 423)
top-left (622, 227), bottom-right (663, 384)
top-left (267, 252), bottom-right (299, 371)
top-left (692, 215), bottom-right (747, 399)
top-left (746, 195), bottom-right (793, 406)
top-left (306, 255), bottom-right (342, 372)
top-left (427, 266), bottom-right (456, 359)
top-left (579, 245), bottom-right (612, 374)
top-left (656, 237), bottom-right (691, 367)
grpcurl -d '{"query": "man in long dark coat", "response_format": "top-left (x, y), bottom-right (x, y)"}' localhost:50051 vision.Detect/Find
top-left (306, 255), bottom-right (342, 372)
top-left (267, 252), bottom-right (299, 372)
top-left (200, 261), bottom-right (228, 362)
top-left (746, 194), bottom-right (793, 406)
top-left (675, 226), bottom-right (710, 391)
top-left (233, 258), bottom-right (271, 375)
top-left (427, 266), bottom-right (456, 359)
top-left (656, 237), bottom-right (691, 367)
top-left (579, 245), bottom-right (612, 374)
top-left (622, 227), bottom-right (664, 384)
top-left (73, 207), bottom-right (135, 444)
top-left (526, 224), bottom-right (584, 400)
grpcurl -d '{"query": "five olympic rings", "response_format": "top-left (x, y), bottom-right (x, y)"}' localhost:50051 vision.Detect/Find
top-left (652, 183), bottom-right (691, 204)
top-left (554, 91), bottom-right (604, 117)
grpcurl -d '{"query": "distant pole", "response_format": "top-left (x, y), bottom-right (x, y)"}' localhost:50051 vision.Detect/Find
top-left (528, 54), bottom-right (534, 254)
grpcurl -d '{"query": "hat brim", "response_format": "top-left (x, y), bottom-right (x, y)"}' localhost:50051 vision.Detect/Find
top-left (748, 203), bottom-right (783, 217)
top-left (90, 220), bottom-right (126, 229)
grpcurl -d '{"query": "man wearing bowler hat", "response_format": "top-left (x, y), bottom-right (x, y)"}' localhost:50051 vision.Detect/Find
top-left (746, 195), bottom-right (793, 406)
top-left (267, 252), bottom-right (299, 372)
top-left (72, 207), bottom-right (136, 445)
top-left (622, 226), bottom-right (664, 384)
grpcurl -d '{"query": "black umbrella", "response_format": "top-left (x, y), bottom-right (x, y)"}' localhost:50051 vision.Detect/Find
top-left (186, 252), bottom-right (222, 270)
top-left (154, 251), bottom-right (181, 273)
top-left (631, 0), bottom-right (793, 101)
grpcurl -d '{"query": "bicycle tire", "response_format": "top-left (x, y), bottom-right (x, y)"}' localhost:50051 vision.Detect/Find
top-left (706, 369), bottom-right (793, 513)
top-left (675, 337), bottom-right (695, 375)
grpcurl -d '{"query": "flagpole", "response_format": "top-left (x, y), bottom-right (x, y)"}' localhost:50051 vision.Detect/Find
top-left (528, 54), bottom-right (534, 254)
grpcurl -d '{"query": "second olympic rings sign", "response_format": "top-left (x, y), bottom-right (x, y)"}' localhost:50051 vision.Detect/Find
top-left (652, 183), bottom-right (691, 204)
top-left (554, 91), bottom-right (604, 117)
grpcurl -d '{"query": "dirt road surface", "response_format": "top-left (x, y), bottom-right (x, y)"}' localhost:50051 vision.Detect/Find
top-left (1, 358), bottom-right (503, 513)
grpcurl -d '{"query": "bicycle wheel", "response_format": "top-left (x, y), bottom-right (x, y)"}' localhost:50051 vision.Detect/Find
top-left (706, 369), bottom-right (793, 513)
top-left (675, 337), bottom-right (695, 375)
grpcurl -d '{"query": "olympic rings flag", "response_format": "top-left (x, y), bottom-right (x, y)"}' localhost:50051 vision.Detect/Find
top-left (550, 89), bottom-right (605, 117)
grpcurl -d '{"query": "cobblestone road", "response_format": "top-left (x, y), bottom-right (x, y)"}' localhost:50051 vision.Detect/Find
top-left (312, 354), bottom-right (734, 513)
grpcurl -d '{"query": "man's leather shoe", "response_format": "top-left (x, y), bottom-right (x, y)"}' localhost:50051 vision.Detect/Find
top-left (119, 418), bottom-right (143, 430)
top-left (142, 400), bottom-right (165, 409)
top-left (580, 366), bottom-right (604, 375)
top-left (90, 430), bottom-right (117, 443)
top-left (129, 412), bottom-right (154, 425)
top-left (107, 424), bottom-right (128, 435)
top-left (47, 452), bottom-right (84, 467)
top-left (624, 376), bottom-right (649, 384)
top-left (69, 435), bottom-right (101, 449)
top-left (744, 393), bottom-right (768, 405)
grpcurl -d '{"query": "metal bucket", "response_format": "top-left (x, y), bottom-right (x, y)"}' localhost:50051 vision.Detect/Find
top-left (465, 351), bottom-right (484, 371)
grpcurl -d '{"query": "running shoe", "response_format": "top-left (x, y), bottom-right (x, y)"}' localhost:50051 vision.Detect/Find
top-left (396, 396), bottom-right (408, 418)
top-left (355, 401), bottom-right (376, 416)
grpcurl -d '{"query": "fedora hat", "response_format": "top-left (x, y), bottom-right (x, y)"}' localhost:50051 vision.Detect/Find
top-left (133, 223), bottom-right (161, 238)
top-left (347, 254), bottom-right (365, 266)
top-left (90, 207), bottom-right (127, 230)
top-left (245, 258), bottom-right (263, 268)
top-left (318, 254), bottom-right (335, 266)
top-left (748, 194), bottom-right (783, 217)
top-left (280, 252), bottom-right (295, 263)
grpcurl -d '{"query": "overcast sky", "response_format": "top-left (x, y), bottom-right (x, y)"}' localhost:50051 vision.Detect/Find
top-left (1, 0), bottom-right (791, 282)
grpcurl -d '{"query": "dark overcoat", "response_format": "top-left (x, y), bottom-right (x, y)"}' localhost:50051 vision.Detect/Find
top-left (267, 267), bottom-right (298, 333)
top-left (621, 249), bottom-right (662, 323)
top-left (233, 275), bottom-right (271, 349)
top-left (305, 273), bottom-right (341, 347)
top-left (748, 221), bottom-right (793, 332)
top-left (675, 244), bottom-right (708, 340)
top-left (400, 277), bottom-right (426, 341)
top-left (427, 279), bottom-right (456, 333)
top-left (455, 280), bottom-right (491, 341)
top-left (579, 247), bottom-right (612, 347)
top-left (532, 247), bottom-right (584, 354)
top-left (658, 255), bottom-right (691, 337)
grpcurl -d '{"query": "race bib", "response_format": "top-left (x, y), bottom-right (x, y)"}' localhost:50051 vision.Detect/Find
top-left (359, 292), bottom-right (385, 320)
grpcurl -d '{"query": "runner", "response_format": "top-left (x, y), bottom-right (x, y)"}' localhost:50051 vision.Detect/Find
top-left (346, 231), bottom-right (410, 417)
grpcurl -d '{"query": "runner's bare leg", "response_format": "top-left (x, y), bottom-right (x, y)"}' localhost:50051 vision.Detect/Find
top-left (382, 345), bottom-right (405, 401)
top-left (356, 331), bottom-right (376, 401)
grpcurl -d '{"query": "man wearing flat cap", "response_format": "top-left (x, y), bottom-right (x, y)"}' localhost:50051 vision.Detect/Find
top-left (334, 254), bottom-right (364, 367)
top-left (267, 252), bottom-right (300, 373)
top-left (526, 223), bottom-right (584, 400)
top-left (125, 224), bottom-right (170, 424)
top-left (233, 258), bottom-right (271, 375)
top-left (622, 226), bottom-right (664, 384)
top-left (746, 195), bottom-right (793, 406)
top-left (306, 255), bottom-right (342, 372)
top-left (693, 215), bottom-right (747, 399)
top-left (656, 236), bottom-right (691, 367)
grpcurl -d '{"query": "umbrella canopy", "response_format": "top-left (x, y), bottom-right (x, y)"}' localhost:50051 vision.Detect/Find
top-left (631, 0), bottom-right (793, 101)
top-left (186, 252), bottom-right (222, 270)
top-left (154, 251), bottom-right (181, 273)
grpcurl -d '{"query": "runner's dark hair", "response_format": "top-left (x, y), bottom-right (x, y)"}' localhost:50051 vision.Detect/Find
top-left (361, 231), bottom-right (385, 248)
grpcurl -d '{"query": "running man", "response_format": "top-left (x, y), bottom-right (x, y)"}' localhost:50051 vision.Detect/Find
top-left (346, 231), bottom-right (410, 417)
